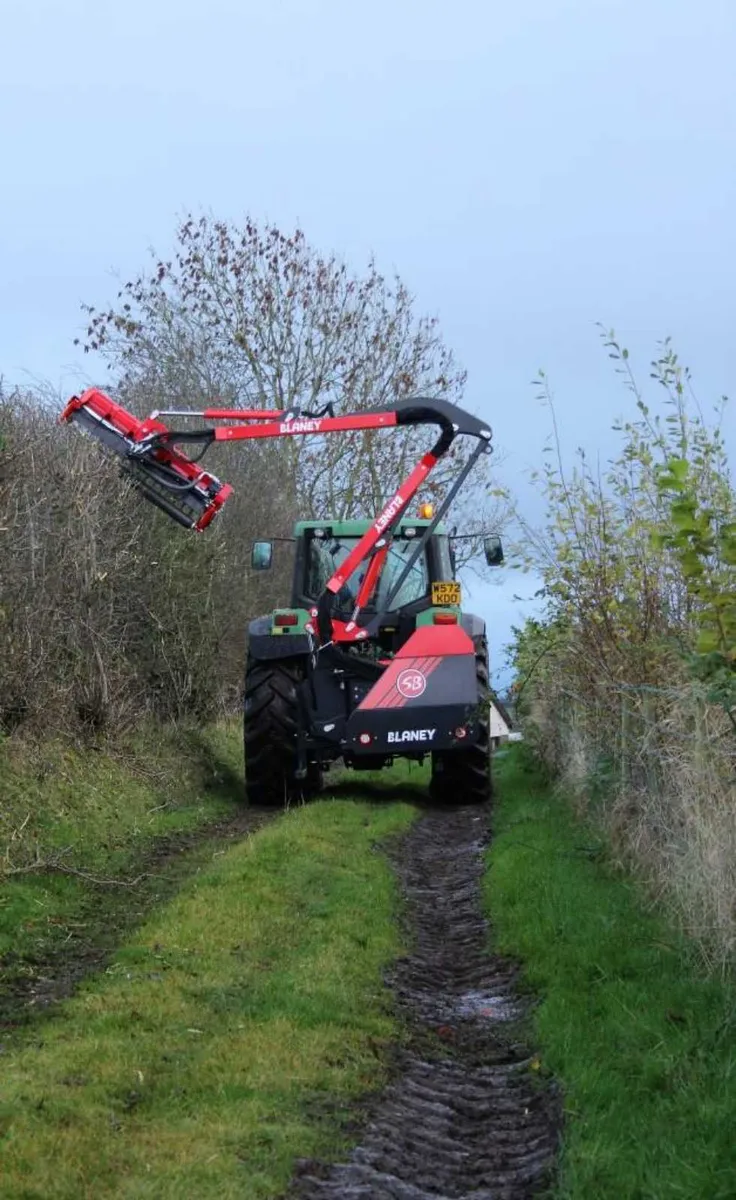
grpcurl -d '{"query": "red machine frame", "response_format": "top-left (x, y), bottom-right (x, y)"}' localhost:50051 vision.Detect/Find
top-left (61, 388), bottom-right (493, 644)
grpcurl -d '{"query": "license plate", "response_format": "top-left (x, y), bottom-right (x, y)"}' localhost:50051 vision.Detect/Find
top-left (431, 581), bottom-right (461, 606)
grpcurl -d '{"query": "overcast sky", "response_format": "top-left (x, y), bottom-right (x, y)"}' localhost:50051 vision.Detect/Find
top-left (2, 0), bottom-right (734, 686)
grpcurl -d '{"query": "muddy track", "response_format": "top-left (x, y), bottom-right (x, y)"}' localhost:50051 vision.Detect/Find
top-left (290, 803), bottom-right (561, 1199)
top-left (0, 807), bottom-right (275, 1031)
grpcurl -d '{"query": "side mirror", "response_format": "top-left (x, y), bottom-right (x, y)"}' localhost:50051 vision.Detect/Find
top-left (483, 535), bottom-right (504, 567)
top-left (251, 540), bottom-right (273, 571)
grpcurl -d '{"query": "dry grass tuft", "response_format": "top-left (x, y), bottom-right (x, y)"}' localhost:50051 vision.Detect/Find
top-left (530, 684), bottom-right (736, 969)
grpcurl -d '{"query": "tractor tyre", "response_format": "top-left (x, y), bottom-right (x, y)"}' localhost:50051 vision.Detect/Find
top-left (429, 636), bottom-right (492, 806)
top-left (243, 657), bottom-right (322, 807)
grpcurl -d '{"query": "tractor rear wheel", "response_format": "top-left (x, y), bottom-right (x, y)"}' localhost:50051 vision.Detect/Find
top-left (429, 637), bottom-right (491, 806)
top-left (243, 657), bottom-right (322, 807)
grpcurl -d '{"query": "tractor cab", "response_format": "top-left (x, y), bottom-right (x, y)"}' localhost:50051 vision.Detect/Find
top-left (251, 516), bottom-right (502, 656)
top-left (297, 519), bottom-right (446, 612)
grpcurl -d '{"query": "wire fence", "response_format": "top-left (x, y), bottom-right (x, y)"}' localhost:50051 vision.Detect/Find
top-left (556, 680), bottom-right (735, 791)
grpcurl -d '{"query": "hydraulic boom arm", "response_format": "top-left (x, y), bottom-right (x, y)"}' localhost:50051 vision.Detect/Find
top-left (61, 388), bottom-right (493, 642)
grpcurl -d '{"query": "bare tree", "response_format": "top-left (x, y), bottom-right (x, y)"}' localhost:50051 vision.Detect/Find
top-left (81, 215), bottom-right (504, 546)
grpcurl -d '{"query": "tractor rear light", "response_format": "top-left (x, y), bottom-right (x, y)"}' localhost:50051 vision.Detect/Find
top-left (433, 612), bottom-right (458, 625)
top-left (358, 732), bottom-right (373, 746)
top-left (274, 613), bottom-right (298, 627)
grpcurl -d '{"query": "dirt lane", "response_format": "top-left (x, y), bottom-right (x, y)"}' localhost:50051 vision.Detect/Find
top-left (290, 803), bottom-right (561, 1199)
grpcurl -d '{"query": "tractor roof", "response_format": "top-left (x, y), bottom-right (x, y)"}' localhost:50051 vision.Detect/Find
top-left (294, 518), bottom-right (448, 537)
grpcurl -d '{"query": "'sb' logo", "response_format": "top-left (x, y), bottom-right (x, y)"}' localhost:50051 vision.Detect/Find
top-left (396, 668), bottom-right (427, 699)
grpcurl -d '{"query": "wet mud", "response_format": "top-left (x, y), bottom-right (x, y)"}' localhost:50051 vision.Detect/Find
top-left (290, 803), bottom-right (561, 1199)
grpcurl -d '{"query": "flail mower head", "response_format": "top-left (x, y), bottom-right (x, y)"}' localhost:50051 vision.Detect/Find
top-left (60, 389), bottom-right (232, 530)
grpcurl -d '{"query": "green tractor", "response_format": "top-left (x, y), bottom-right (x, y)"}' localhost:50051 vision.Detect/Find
top-left (60, 388), bottom-right (503, 806)
top-left (244, 516), bottom-right (503, 806)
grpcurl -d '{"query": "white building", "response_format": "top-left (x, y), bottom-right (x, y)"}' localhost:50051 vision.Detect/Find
top-left (489, 696), bottom-right (516, 749)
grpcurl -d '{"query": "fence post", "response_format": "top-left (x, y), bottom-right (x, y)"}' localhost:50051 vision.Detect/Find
top-left (620, 690), bottom-right (629, 799)
top-left (642, 691), bottom-right (658, 797)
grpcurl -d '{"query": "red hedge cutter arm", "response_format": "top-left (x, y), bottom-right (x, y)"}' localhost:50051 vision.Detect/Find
top-left (60, 388), bottom-right (493, 642)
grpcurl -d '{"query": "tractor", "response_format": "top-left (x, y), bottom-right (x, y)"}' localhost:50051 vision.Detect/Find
top-left (60, 389), bottom-right (504, 806)
top-left (244, 517), bottom-right (502, 805)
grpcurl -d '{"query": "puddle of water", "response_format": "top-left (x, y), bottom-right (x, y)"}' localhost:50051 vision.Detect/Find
top-left (454, 989), bottom-right (520, 1021)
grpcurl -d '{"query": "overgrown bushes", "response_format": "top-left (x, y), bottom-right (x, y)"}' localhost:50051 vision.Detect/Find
top-left (510, 334), bottom-right (736, 968)
top-left (0, 385), bottom-right (292, 738)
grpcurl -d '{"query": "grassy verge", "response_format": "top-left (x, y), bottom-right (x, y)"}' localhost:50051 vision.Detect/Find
top-left (1, 722), bottom-right (245, 876)
top-left (0, 724), bottom-right (245, 977)
top-left (0, 791), bottom-right (415, 1198)
top-left (488, 748), bottom-right (736, 1199)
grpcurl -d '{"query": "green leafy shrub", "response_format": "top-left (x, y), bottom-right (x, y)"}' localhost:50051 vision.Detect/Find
top-left (508, 331), bottom-right (736, 966)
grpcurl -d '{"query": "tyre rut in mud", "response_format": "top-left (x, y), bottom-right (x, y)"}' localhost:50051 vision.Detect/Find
top-left (289, 803), bottom-right (561, 1199)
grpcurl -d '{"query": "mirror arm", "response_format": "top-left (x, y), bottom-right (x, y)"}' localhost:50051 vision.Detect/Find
top-left (451, 532), bottom-right (494, 542)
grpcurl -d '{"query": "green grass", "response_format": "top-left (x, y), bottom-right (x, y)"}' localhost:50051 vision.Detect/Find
top-left (0, 723), bottom-right (244, 966)
top-left (488, 748), bottom-right (736, 1200)
top-left (0, 791), bottom-right (415, 1198)
top-left (0, 722), bottom-right (244, 874)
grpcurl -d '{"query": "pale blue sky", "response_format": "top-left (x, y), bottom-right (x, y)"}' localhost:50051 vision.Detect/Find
top-left (2, 0), bottom-right (734, 685)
